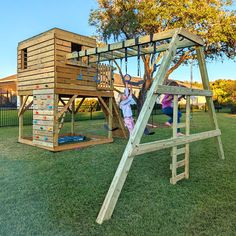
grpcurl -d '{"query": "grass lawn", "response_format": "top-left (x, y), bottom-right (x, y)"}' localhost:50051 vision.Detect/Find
top-left (0, 111), bottom-right (235, 235)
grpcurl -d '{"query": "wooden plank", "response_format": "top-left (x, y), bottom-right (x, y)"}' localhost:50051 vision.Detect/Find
top-left (18, 70), bottom-right (54, 79)
top-left (18, 31), bottom-right (55, 50)
top-left (56, 83), bottom-right (97, 91)
top-left (170, 159), bottom-right (185, 170)
top-left (18, 78), bottom-right (55, 86)
top-left (171, 95), bottom-right (178, 184)
top-left (155, 85), bottom-right (212, 97)
top-left (71, 100), bottom-right (75, 135)
top-left (18, 83), bottom-right (54, 91)
top-left (108, 97), bottom-right (113, 139)
top-left (55, 88), bottom-right (114, 97)
top-left (133, 129), bottom-right (221, 156)
top-left (27, 55), bottom-right (54, 67)
top-left (27, 50), bottom-right (54, 62)
top-left (170, 172), bottom-right (185, 184)
top-left (27, 39), bottom-right (54, 52)
top-left (33, 115), bottom-right (54, 121)
top-left (33, 139), bottom-right (54, 148)
top-left (55, 32), bottom-right (96, 48)
top-left (185, 96), bottom-right (191, 179)
top-left (53, 94), bottom-right (59, 146)
top-left (179, 28), bottom-right (204, 45)
top-left (28, 44), bottom-right (55, 57)
top-left (171, 147), bottom-right (186, 156)
top-left (33, 120), bottom-right (54, 126)
top-left (55, 38), bottom-right (71, 47)
top-left (196, 47), bottom-right (225, 160)
top-left (18, 138), bottom-right (34, 146)
top-left (33, 89), bottom-right (54, 95)
top-left (18, 91), bottom-right (33, 96)
top-left (33, 110), bottom-right (54, 115)
top-left (56, 44), bottom-right (71, 52)
top-left (18, 96), bottom-right (24, 139)
top-left (18, 61), bottom-right (55, 71)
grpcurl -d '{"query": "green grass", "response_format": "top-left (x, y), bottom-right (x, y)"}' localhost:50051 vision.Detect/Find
top-left (0, 112), bottom-right (236, 235)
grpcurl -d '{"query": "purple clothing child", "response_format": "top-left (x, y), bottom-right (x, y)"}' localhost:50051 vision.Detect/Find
top-left (162, 94), bottom-right (182, 133)
top-left (162, 94), bottom-right (174, 109)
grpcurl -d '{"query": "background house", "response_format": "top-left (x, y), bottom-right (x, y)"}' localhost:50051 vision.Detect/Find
top-left (0, 74), bottom-right (17, 107)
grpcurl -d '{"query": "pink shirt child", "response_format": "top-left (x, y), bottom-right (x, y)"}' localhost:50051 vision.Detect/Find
top-left (162, 94), bottom-right (174, 109)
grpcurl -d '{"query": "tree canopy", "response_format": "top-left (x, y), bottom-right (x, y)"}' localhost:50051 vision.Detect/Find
top-left (90, 0), bottom-right (236, 62)
top-left (89, 0), bottom-right (236, 107)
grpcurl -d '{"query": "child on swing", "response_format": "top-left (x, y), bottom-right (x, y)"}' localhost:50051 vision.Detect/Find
top-left (161, 79), bottom-right (184, 136)
top-left (119, 82), bottom-right (136, 134)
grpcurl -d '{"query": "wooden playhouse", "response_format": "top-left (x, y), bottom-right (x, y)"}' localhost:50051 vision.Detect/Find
top-left (17, 28), bottom-right (127, 151)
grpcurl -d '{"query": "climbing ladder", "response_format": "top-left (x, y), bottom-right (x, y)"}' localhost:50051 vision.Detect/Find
top-left (170, 95), bottom-right (191, 184)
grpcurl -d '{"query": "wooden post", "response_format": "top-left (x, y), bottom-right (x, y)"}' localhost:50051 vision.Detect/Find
top-left (18, 95), bottom-right (24, 140)
top-left (96, 30), bottom-right (180, 224)
top-left (108, 97), bottom-right (113, 139)
top-left (54, 94), bottom-right (59, 147)
top-left (185, 95), bottom-right (191, 179)
top-left (71, 100), bottom-right (75, 135)
top-left (196, 47), bottom-right (225, 160)
top-left (170, 95), bottom-right (178, 184)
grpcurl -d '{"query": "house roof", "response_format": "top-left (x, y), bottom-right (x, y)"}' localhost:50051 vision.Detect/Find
top-left (0, 74), bottom-right (17, 83)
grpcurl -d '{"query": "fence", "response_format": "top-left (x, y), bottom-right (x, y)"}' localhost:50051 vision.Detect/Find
top-left (0, 104), bottom-right (163, 127)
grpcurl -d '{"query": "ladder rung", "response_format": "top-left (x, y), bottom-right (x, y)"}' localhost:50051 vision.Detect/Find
top-left (171, 147), bottom-right (186, 156)
top-left (170, 160), bottom-right (185, 170)
top-left (176, 123), bottom-right (186, 128)
top-left (170, 172), bottom-right (185, 184)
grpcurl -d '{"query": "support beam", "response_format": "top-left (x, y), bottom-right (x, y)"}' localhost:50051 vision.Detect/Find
top-left (18, 96), bottom-right (24, 139)
top-left (133, 129), bottom-right (221, 156)
top-left (57, 95), bottom-right (77, 120)
top-left (75, 97), bottom-right (85, 114)
top-left (71, 100), bottom-right (75, 135)
top-left (156, 85), bottom-right (212, 97)
top-left (108, 97), bottom-right (113, 139)
top-left (98, 96), bottom-right (113, 118)
top-left (196, 47), bottom-right (225, 160)
top-left (18, 95), bottom-right (29, 117)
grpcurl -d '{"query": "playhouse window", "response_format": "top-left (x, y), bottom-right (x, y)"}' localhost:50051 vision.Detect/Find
top-left (71, 43), bottom-right (82, 53)
top-left (21, 48), bottom-right (28, 69)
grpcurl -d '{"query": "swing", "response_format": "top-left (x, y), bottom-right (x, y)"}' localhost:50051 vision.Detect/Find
top-left (122, 47), bottom-right (144, 86)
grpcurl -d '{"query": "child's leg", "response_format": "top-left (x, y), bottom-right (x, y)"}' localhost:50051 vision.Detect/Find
top-left (124, 117), bottom-right (135, 134)
top-left (162, 107), bottom-right (174, 124)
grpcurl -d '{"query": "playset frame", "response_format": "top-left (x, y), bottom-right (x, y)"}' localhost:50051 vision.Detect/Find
top-left (17, 28), bottom-right (224, 224)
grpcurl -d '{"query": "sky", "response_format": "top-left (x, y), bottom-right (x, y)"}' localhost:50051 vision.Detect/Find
top-left (0, 0), bottom-right (235, 82)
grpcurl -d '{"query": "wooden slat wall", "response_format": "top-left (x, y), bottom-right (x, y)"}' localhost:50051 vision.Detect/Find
top-left (54, 29), bottom-right (98, 92)
top-left (17, 30), bottom-right (55, 95)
